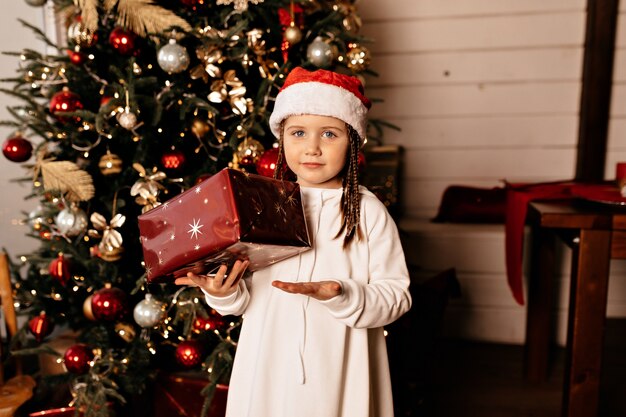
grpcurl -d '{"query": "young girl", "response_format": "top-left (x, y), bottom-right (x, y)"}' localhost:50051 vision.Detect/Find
top-left (176, 67), bottom-right (412, 417)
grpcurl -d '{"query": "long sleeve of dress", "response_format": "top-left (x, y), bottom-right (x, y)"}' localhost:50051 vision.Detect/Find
top-left (203, 278), bottom-right (251, 316)
top-left (319, 200), bottom-right (412, 329)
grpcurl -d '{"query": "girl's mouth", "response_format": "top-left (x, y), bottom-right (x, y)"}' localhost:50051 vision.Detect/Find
top-left (301, 162), bottom-right (323, 168)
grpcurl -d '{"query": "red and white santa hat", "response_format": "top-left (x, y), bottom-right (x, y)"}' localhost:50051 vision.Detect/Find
top-left (269, 67), bottom-right (371, 144)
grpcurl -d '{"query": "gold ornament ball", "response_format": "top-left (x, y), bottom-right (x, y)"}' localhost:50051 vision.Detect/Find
top-left (191, 118), bottom-right (211, 139)
top-left (98, 152), bottom-right (123, 176)
top-left (67, 20), bottom-right (97, 48)
top-left (236, 138), bottom-right (265, 164)
top-left (284, 25), bottom-right (302, 45)
top-left (83, 295), bottom-right (95, 321)
top-left (346, 45), bottom-right (371, 73)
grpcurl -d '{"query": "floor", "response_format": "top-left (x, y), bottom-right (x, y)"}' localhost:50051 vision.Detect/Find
top-left (406, 319), bottom-right (626, 417)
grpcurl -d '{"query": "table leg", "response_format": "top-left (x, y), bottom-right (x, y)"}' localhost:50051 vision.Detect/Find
top-left (562, 229), bottom-right (611, 417)
top-left (525, 225), bottom-right (556, 382)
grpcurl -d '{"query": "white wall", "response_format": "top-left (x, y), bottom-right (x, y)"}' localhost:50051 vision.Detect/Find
top-left (359, 0), bottom-right (626, 345)
top-left (0, 3), bottom-right (45, 258)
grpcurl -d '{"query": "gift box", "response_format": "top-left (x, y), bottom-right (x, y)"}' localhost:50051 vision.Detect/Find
top-left (138, 168), bottom-right (310, 283)
top-left (153, 372), bottom-right (227, 417)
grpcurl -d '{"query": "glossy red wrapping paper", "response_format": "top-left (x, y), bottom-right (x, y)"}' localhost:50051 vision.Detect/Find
top-left (138, 168), bottom-right (311, 283)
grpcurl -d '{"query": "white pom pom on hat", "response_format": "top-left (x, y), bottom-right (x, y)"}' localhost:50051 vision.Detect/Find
top-left (269, 67), bottom-right (371, 145)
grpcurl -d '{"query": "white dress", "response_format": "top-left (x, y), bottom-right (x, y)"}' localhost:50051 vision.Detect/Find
top-left (205, 186), bottom-right (412, 417)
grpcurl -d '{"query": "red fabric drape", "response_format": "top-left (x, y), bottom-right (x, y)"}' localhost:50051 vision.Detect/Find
top-left (505, 182), bottom-right (574, 305)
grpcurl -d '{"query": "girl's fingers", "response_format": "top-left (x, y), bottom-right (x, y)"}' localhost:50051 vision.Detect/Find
top-left (174, 277), bottom-right (195, 286)
top-left (226, 260), bottom-right (249, 288)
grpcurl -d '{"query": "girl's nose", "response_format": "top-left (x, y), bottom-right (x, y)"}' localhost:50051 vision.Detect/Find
top-left (304, 138), bottom-right (321, 155)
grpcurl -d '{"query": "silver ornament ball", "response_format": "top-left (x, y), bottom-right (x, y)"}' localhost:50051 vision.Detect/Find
top-left (307, 37), bottom-right (334, 68)
top-left (157, 39), bottom-right (191, 74)
top-left (55, 206), bottom-right (88, 237)
top-left (133, 294), bottom-right (166, 328)
top-left (116, 111), bottom-right (138, 130)
top-left (284, 25), bottom-right (302, 45)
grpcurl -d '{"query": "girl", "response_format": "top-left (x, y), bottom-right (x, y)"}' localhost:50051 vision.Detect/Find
top-left (176, 67), bottom-right (412, 417)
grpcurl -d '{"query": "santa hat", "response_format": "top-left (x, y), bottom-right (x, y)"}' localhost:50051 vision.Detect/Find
top-left (269, 67), bottom-right (371, 144)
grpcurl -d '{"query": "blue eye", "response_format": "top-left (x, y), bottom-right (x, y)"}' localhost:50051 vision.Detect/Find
top-left (290, 130), bottom-right (305, 137)
top-left (322, 131), bottom-right (337, 139)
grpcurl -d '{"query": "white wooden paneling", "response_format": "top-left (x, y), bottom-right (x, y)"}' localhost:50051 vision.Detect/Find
top-left (359, 0), bottom-right (585, 21)
top-left (362, 13), bottom-right (585, 55)
top-left (369, 48), bottom-right (583, 87)
top-left (381, 116), bottom-right (578, 149)
top-left (403, 148), bottom-right (575, 179)
top-left (370, 83), bottom-right (581, 119)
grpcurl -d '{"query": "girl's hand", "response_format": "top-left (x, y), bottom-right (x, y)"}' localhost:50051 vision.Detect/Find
top-left (271, 280), bottom-right (342, 301)
top-left (175, 260), bottom-right (250, 298)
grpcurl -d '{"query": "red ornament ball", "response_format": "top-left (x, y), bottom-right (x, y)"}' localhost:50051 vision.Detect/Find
top-left (28, 312), bottom-right (54, 342)
top-left (48, 253), bottom-right (71, 286)
top-left (161, 149), bottom-right (186, 171)
top-left (2, 135), bottom-right (33, 162)
top-left (64, 343), bottom-right (94, 374)
top-left (49, 89), bottom-right (83, 121)
top-left (255, 147), bottom-right (280, 178)
top-left (66, 49), bottom-right (86, 65)
top-left (91, 287), bottom-right (129, 322)
top-left (109, 27), bottom-right (137, 56)
top-left (192, 313), bottom-right (225, 333)
top-left (175, 340), bottom-right (204, 368)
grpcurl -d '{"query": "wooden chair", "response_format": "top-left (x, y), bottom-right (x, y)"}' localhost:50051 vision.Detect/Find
top-left (0, 252), bottom-right (35, 417)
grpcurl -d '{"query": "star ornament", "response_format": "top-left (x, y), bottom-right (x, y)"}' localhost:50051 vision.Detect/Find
top-left (188, 218), bottom-right (204, 240)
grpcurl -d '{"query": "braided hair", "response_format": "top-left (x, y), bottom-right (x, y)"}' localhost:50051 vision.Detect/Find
top-left (274, 121), bottom-right (363, 248)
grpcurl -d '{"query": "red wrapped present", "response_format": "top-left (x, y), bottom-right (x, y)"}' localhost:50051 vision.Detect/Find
top-left (153, 372), bottom-right (228, 417)
top-left (138, 168), bottom-right (310, 283)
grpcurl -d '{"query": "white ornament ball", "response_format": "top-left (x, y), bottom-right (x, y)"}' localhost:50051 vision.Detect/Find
top-left (116, 111), bottom-right (138, 130)
top-left (55, 206), bottom-right (88, 237)
top-left (157, 39), bottom-right (190, 74)
top-left (133, 294), bottom-right (166, 328)
top-left (307, 36), bottom-right (334, 68)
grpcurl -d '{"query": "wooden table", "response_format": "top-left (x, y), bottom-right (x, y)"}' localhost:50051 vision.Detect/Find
top-left (525, 200), bottom-right (626, 417)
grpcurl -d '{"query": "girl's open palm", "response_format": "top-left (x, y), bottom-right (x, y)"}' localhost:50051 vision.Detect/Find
top-left (272, 280), bottom-right (342, 301)
top-left (175, 260), bottom-right (249, 298)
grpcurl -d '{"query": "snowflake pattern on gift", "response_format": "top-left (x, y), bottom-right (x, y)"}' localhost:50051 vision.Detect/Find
top-left (188, 218), bottom-right (204, 239)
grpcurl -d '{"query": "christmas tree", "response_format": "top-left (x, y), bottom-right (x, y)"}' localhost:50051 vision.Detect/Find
top-left (1, 0), bottom-right (377, 415)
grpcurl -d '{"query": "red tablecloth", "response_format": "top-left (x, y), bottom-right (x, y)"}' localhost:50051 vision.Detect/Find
top-left (505, 181), bottom-right (575, 305)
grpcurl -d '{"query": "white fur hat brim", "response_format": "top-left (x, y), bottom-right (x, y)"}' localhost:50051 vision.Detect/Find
top-left (269, 81), bottom-right (368, 145)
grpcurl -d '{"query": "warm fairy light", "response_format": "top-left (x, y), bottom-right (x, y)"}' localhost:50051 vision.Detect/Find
top-left (88, 54), bottom-right (95, 59)
top-left (83, 236), bottom-right (89, 242)
top-left (179, 132), bottom-right (185, 138)
top-left (31, 83), bottom-right (37, 89)
top-left (34, 181), bottom-right (41, 187)
top-left (53, 293), bottom-right (62, 300)
top-left (20, 54), bottom-right (25, 60)
top-left (27, 71), bottom-right (33, 77)
top-left (41, 73), bottom-right (47, 80)
top-left (193, 297), bottom-right (199, 303)
top-left (383, 330), bottom-right (388, 337)
top-left (165, 80), bottom-right (171, 86)
top-left (133, 136), bottom-right (140, 142)
top-left (122, 358), bottom-right (128, 364)
top-left (147, 64), bottom-right (153, 69)
top-left (208, 367), bottom-right (213, 373)
top-left (214, 329), bottom-right (219, 335)
top-left (31, 290), bottom-right (37, 295)
top-left (20, 256), bottom-right (27, 262)
top-left (157, 128), bottom-right (163, 133)
top-left (236, 125), bottom-right (242, 131)
top-left (163, 331), bottom-right (169, 338)
top-left (13, 302), bottom-right (20, 308)
top-left (73, 286), bottom-right (79, 292)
